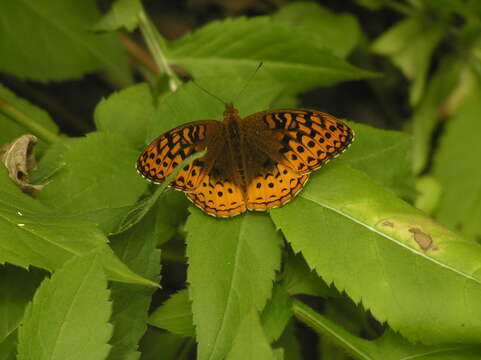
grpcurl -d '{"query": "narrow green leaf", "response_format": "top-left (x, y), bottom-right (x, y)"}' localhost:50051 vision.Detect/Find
top-left (273, 2), bottom-right (361, 58)
top-left (94, 0), bottom-right (142, 32)
top-left (434, 90), bottom-right (481, 240)
top-left (169, 17), bottom-right (374, 94)
top-left (149, 289), bottom-right (195, 337)
top-left (186, 211), bottom-right (282, 360)
top-left (0, 0), bottom-right (132, 84)
top-left (271, 165), bottom-right (481, 344)
top-left (372, 13), bottom-right (445, 105)
top-left (18, 253), bottom-right (112, 360)
top-left (226, 309), bottom-right (276, 360)
top-left (260, 283), bottom-right (293, 343)
top-left (0, 265), bottom-right (45, 343)
top-left (0, 167), bottom-right (156, 287)
top-left (37, 133), bottom-right (147, 234)
top-left (107, 209), bottom-right (161, 360)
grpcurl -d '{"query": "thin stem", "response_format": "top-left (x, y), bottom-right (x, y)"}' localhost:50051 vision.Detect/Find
top-left (119, 32), bottom-right (159, 74)
top-left (0, 98), bottom-right (61, 144)
top-left (137, 9), bottom-right (181, 91)
top-left (292, 299), bottom-right (373, 360)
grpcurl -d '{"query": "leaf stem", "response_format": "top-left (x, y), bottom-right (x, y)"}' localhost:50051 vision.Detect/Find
top-left (292, 299), bottom-right (372, 360)
top-left (137, 9), bottom-right (181, 91)
top-left (0, 98), bottom-right (61, 144)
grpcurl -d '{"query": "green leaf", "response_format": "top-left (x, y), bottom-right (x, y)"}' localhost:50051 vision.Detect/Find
top-left (273, 2), bottom-right (361, 58)
top-left (260, 283), bottom-right (292, 343)
top-left (338, 122), bottom-right (413, 196)
top-left (94, 0), bottom-right (142, 32)
top-left (274, 323), bottom-right (301, 360)
top-left (434, 90), bottom-right (481, 240)
top-left (94, 83), bottom-right (156, 150)
top-left (411, 56), bottom-right (463, 174)
top-left (415, 176), bottom-right (442, 215)
top-left (18, 253), bottom-right (112, 360)
top-left (0, 0), bottom-right (132, 84)
top-left (293, 300), bottom-right (481, 360)
top-left (271, 165), bottom-right (481, 345)
top-left (226, 309), bottom-right (276, 360)
top-left (186, 211), bottom-right (282, 360)
top-left (139, 329), bottom-right (192, 360)
top-left (0, 85), bottom-right (58, 149)
top-left (107, 209), bottom-right (161, 360)
top-left (37, 132), bottom-right (147, 234)
top-left (0, 265), bottom-right (45, 343)
top-left (168, 17), bottom-right (374, 94)
top-left (372, 13), bottom-right (445, 105)
top-left (149, 289), bottom-right (195, 337)
top-left (0, 331), bottom-right (17, 360)
top-left (0, 167), bottom-right (155, 287)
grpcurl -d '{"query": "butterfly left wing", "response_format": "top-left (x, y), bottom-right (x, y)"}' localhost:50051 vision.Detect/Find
top-left (242, 109), bottom-right (354, 174)
top-left (137, 120), bottom-right (223, 191)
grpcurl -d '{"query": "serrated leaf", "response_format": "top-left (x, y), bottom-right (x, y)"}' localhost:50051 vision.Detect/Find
top-left (168, 17), bottom-right (374, 94)
top-left (0, 85), bottom-right (58, 150)
top-left (433, 90), bottom-right (481, 240)
top-left (149, 289), bottom-right (195, 337)
top-left (0, 265), bottom-right (45, 343)
top-left (293, 300), bottom-right (481, 360)
top-left (260, 283), bottom-right (292, 343)
top-left (226, 309), bottom-right (276, 360)
top-left (94, 0), bottom-right (142, 32)
top-left (273, 2), bottom-right (361, 58)
top-left (37, 132), bottom-right (147, 234)
top-left (186, 211), bottom-right (282, 360)
top-left (0, 0), bottom-right (132, 84)
top-left (18, 253), bottom-right (112, 360)
top-left (0, 167), bottom-right (155, 287)
top-left (372, 13), bottom-right (445, 105)
top-left (94, 83), bottom-right (156, 150)
top-left (271, 165), bottom-right (481, 345)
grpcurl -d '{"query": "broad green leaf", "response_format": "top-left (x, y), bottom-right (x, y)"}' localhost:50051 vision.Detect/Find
top-left (0, 167), bottom-right (155, 287)
top-left (149, 289), bottom-right (195, 337)
top-left (37, 132), bottom-right (147, 234)
top-left (18, 253), bottom-right (112, 360)
top-left (0, 265), bottom-right (45, 343)
top-left (0, 331), bottom-right (16, 360)
top-left (434, 91), bottom-right (481, 240)
top-left (293, 300), bottom-right (481, 360)
top-left (283, 253), bottom-right (338, 297)
top-left (273, 3), bottom-right (361, 58)
top-left (107, 209), bottom-right (161, 360)
top-left (0, 85), bottom-right (58, 149)
top-left (94, 0), bottom-right (142, 32)
top-left (168, 17), bottom-right (374, 94)
top-left (94, 83), bottom-right (156, 150)
top-left (260, 283), bottom-right (292, 343)
top-left (186, 211), bottom-right (282, 360)
top-left (139, 329), bottom-right (192, 360)
top-left (0, 0), bottom-right (132, 84)
top-left (271, 165), bottom-right (481, 344)
top-left (411, 56), bottom-right (463, 174)
top-left (226, 309), bottom-right (276, 360)
top-left (338, 122), bottom-right (413, 195)
top-left (372, 13), bottom-right (445, 105)
top-left (154, 191), bottom-right (189, 245)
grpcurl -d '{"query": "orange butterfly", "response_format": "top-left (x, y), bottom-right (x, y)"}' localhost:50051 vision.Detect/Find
top-left (137, 103), bottom-right (354, 217)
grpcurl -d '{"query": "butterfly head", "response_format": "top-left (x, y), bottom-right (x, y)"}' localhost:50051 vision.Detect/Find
top-left (223, 102), bottom-right (240, 121)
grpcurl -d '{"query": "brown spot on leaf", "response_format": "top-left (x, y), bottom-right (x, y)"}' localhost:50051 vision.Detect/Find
top-left (382, 221), bottom-right (394, 227)
top-left (409, 228), bottom-right (433, 251)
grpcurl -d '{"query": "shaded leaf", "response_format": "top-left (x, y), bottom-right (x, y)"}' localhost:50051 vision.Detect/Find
top-left (94, 0), bottom-right (142, 32)
top-left (139, 329), bottom-right (192, 360)
top-left (260, 283), bottom-right (293, 343)
top-left (18, 253), bottom-right (112, 360)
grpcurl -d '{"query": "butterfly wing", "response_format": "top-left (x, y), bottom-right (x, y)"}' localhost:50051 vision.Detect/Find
top-left (242, 109), bottom-right (354, 174)
top-left (137, 120), bottom-right (223, 191)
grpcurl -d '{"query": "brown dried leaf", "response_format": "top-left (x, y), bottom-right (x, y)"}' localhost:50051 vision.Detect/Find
top-left (0, 135), bottom-right (49, 196)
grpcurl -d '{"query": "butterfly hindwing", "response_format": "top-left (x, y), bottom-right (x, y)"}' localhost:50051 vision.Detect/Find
top-left (137, 120), bottom-right (223, 190)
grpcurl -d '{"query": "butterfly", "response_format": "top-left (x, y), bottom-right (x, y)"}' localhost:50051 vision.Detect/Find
top-left (137, 103), bottom-right (354, 218)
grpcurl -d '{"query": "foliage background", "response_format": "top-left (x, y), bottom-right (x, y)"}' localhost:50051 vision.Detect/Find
top-left (0, 0), bottom-right (481, 359)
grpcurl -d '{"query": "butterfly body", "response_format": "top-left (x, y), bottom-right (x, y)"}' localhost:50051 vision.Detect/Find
top-left (137, 103), bottom-right (354, 218)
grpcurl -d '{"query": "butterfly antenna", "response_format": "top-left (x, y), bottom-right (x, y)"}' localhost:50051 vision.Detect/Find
top-left (234, 61), bottom-right (264, 102)
top-left (191, 78), bottom-right (226, 106)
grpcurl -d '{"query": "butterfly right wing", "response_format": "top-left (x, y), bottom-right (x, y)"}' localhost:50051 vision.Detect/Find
top-left (137, 120), bottom-right (223, 191)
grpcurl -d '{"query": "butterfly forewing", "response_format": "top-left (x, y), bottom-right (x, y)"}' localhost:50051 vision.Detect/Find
top-left (136, 120), bottom-right (223, 190)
